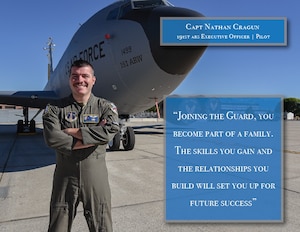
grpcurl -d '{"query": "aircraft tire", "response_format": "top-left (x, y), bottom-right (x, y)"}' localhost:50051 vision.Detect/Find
top-left (122, 127), bottom-right (135, 151)
top-left (17, 120), bottom-right (24, 133)
top-left (109, 132), bottom-right (121, 151)
top-left (30, 120), bottom-right (36, 133)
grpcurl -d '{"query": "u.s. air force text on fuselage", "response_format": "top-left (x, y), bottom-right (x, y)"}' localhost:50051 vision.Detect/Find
top-left (64, 41), bottom-right (143, 76)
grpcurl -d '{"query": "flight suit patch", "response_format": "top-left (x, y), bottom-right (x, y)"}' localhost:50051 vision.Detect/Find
top-left (83, 114), bottom-right (99, 124)
top-left (43, 105), bottom-right (50, 116)
top-left (110, 103), bottom-right (118, 114)
top-left (65, 112), bottom-right (78, 122)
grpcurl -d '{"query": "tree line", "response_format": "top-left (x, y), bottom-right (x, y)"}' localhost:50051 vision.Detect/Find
top-left (284, 98), bottom-right (300, 116)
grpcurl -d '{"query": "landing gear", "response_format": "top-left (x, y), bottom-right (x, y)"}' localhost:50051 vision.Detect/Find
top-left (108, 132), bottom-right (121, 151)
top-left (17, 107), bottom-right (41, 133)
top-left (108, 120), bottom-right (135, 151)
top-left (17, 119), bottom-right (24, 133)
top-left (122, 126), bottom-right (135, 151)
top-left (17, 119), bottom-right (36, 133)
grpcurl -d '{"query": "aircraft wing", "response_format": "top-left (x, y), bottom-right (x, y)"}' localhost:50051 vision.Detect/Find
top-left (0, 91), bottom-right (59, 109)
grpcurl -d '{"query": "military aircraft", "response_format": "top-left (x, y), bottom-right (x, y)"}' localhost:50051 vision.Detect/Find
top-left (0, 0), bottom-right (206, 150)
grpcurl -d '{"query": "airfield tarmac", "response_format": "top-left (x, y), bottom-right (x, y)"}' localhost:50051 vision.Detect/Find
top-left (0, 110), bottom-right (299, 232)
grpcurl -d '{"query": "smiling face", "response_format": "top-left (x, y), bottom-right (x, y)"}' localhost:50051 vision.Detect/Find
top-left (69, 65), bottom-right (96, 104)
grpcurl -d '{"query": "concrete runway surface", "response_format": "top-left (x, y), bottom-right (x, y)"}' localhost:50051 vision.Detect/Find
top-left (0, 112), bottom-right (299, 231)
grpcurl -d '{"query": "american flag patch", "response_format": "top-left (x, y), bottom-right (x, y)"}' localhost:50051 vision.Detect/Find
top-left (110, 103), bottom-right (118, 114)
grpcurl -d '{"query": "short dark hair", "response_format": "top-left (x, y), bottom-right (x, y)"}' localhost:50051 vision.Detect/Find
top-left (70, 60), bottom-right (95, 74)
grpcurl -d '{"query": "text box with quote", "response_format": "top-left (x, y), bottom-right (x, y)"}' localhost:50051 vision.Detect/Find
top-left (165, 96), bottom-right (283, 222)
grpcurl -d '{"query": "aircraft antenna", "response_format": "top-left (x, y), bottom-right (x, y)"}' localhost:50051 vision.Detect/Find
top-left (44, 37), bottom-right (55, 79)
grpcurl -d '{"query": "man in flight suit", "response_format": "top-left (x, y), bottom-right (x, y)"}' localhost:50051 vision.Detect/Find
top-left (43, 59), bottom-right (119, 232)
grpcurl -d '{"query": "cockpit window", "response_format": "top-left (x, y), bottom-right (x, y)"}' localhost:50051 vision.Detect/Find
top-left (107, 2), bottom-right (131, 20)
top-left (120, 3), bottom-right (132, 17)
top-left (131, 0), bottom-right (169, 9)
top-left (107, 8), bottom-right (120, 20)
top-left (107, 0), bottom-right (171, 20)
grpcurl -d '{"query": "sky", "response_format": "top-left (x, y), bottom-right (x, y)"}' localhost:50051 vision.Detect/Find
top-left (0, 0), bottom-right (299, 99)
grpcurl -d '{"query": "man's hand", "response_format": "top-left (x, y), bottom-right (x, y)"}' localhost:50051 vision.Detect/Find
top-left (72, 139), bottom-right (95, 150)
top-left (99, 119), bottom-right (107, 126)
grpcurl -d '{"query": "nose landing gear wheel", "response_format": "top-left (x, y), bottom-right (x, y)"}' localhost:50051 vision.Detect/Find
top-left (122, 126), bottom-right (135, 151)
top-left (109, 132), bottom-right (121, 151)
top-left (108, 125), bottom-right (135, 151)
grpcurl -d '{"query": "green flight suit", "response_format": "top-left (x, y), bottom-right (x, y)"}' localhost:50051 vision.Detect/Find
top-left (43, 94), bottom-right (119, 232)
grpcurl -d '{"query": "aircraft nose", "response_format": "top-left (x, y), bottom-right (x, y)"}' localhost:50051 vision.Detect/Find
top-left (122, 6), bottom-right (206, 75)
